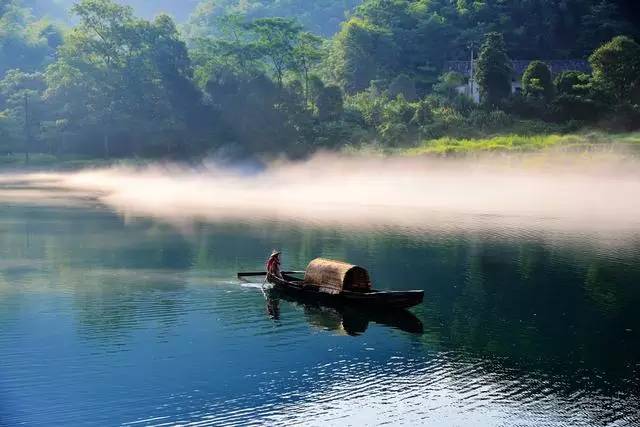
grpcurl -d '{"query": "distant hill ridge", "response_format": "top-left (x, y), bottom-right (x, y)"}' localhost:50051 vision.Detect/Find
top-left (24, 0), bottom-right (364, 33)
top-left (24, 0), bottom-right (202, 21)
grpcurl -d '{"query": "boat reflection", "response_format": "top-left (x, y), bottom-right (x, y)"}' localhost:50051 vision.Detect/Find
top-left (263, 286), bottom-right (423, 336)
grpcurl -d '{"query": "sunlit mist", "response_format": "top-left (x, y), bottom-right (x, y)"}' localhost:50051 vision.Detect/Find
top-left (1, 152), bottom-right (639, 244)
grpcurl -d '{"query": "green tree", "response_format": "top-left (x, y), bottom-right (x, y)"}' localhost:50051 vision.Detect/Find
top-left (0, 69), bottom-right (45, 155)
top-left (522, 61), bottom-right (554, 101)
top-left (292, 31), bottom-right (322, 106)
top-left (475, 32), bottom-right (512, 107)
top-left (326, 17), bottom-right (395, 94)
top-left (251, 17), bottom-right (302, 88)
top-left (589, 35), bottom-right (640, 104)
top-left (0, 1), bottom-right (60, 76)
top-left (45, 0), bottom-right (202, 157)
top-left (190, 14), bottom-right (264, 85)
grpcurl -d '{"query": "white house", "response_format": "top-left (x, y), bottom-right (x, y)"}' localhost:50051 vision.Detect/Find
top-left (444, 58), bottom-right (590, 103)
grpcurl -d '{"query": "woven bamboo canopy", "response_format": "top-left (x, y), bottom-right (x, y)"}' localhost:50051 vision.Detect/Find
top-left (304, 258), bottom-right (371, 294)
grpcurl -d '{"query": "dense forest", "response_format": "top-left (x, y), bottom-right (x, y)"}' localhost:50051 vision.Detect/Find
top-left (0, 0), bottom-right (639, 160)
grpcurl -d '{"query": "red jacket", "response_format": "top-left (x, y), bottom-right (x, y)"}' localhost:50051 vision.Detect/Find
top-left (266, 256), bottom-right (280, 274)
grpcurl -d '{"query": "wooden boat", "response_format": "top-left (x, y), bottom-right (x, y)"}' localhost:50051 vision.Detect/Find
top-left (239, 258), bottom-right (424, 310)
top-left (264, 286), bottom-right (424, 335)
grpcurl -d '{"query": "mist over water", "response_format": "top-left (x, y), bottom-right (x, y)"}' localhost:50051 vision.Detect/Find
top-left (4, 152), bottom-right (640, 244)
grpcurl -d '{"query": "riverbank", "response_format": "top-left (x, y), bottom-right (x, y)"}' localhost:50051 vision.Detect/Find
top-left (2, 131), bottom-right (640, 171)
top-left (0, 154), bottom-right (150, 171)
top-left (346, 131), bottom-right (640, 156)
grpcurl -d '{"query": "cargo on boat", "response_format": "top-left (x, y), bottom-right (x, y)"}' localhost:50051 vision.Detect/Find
top-left (239, 258), bottom-right (424, 310)
top-left (303, 258), bottom-right (372, 294)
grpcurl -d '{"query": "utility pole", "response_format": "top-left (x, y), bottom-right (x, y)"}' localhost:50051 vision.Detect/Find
top-left (24, 92), bottom-right (30, 164)
top-left (469, 44), bottom-right (475, 103)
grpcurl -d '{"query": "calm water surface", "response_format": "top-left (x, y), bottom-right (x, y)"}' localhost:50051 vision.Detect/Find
top-left (0, 202), bottom-right (639, 426)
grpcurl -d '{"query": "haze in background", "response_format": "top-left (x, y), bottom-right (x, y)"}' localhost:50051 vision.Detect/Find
top-left (28, 0), bottom-right (200, 21)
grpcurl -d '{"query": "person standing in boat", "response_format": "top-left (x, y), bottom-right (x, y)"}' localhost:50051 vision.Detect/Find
top-left (266, 250), bottom-right (282, 278)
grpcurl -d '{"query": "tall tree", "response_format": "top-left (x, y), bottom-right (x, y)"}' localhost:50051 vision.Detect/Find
top-left (292, 31), bottom-right (322, 106)
top-left (251, 17), bottom-right (302, 88)
top-left (45, 0), bottom-right (202, 157)
top-left (0, 70), bottom-right (45, 154)
top-left (475, 32), bottom-right (512, 107)
top-left (589, 35), bottom-right (640, 104)
top-left (326, 17), bottom-right (395, 94)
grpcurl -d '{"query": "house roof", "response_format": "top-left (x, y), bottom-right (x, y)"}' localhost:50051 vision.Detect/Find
top-left (445, 59), bottom-right (591, 77)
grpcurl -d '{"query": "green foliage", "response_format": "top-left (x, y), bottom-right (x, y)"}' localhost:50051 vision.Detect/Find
top-left (589, 35), bottom-right (640, 104)
top-left (476, 32), bottom-right (512, 107)
top-left (579, 1), bottom-right (634, 54)
top-left (522, 61), bottom-right (554, 101)
top-left (326, 0), bottom-right (640, 98)
top-left (551, 94), bottom-right (603, 123)
top-left (378, 95), bottom-right (417, 145)
top-left (555, 71), bottom-right (591, 97)
top-left (344, 87), bottom-right (387, 128)
top-left (405, 131), bottom-right (640, 155)
top-left (326, 17), bottom-right (395, 94)
top-left (408, 134), bottom-right (565, 155)
top-left (388, 74), bottom-right (417, 101)
top-left (0, 1), bottom-right (61, 76)
top-left (0, 69), bottom-right (45, 152)
top-left (433, 71), bottom-right (465, 98)
top-left (251, 17), bottom-right (302, 87)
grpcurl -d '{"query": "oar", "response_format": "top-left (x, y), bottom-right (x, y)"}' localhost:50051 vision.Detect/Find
top-left (237, 271), bottom-right (305, 279)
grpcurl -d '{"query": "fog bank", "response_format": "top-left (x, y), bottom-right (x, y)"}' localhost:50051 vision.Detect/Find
top-left (3, 152), bottom-right (640, 243)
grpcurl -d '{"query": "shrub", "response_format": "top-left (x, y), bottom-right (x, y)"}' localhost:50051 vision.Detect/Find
top-left (501, 94), bottom-right (546, 119)
top-left (555, 71), bottom-right (591, 97)
top-left (469, 109), bottom-right (514, 130)
top-left (432, 71), bottom-right (466, 99)
top-left (522, 61), bottom-right (555, 101)
top-left (377, 95), bottom-right (417, 145)
top-left (420, 107), bottom-right (470, 139)
top-left (550, 94), bottom-right (603, 122)
top-left (312, 120), bottom-right (359, 148)
top-left (344, 88), bottom-right (387, 128)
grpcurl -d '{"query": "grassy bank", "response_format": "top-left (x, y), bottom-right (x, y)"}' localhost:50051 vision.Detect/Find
top-left (347, 132), bottom-right (640, 156)
top-left (2, 132), bottom-right (640, 170)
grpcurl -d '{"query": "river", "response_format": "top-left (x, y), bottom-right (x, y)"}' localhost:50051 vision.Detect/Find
top-left (0, 167), bottom-right (639, 426)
